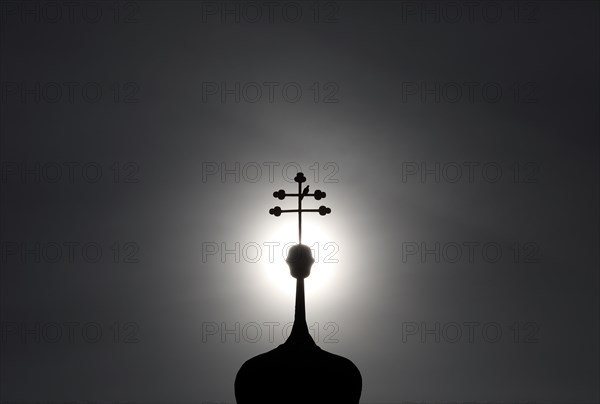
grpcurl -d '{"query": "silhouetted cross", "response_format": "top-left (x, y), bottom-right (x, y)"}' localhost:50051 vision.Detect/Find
top-left (269, 172), bottom-right (331, 244)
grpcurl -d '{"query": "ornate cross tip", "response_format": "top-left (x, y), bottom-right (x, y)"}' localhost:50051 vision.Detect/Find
top-left (268, 171), bottom-right (332, 243)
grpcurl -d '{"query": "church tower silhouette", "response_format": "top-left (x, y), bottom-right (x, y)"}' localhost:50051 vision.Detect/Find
top-left (234, 172), bottom-right (362, 403)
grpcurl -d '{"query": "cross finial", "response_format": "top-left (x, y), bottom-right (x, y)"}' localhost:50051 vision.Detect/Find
top-left (269, 172), bottom-right (331, 244)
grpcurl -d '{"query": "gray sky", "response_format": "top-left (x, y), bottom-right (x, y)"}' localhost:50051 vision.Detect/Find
top-left (1, 1), bottom-right (598, 403)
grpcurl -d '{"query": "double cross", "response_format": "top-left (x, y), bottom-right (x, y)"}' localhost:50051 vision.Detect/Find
top-left (269, 172), bottom-right (331, 244)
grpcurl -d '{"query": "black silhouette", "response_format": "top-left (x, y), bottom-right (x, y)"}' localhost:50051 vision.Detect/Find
top-left (235, 173), bottom-right (362, 403)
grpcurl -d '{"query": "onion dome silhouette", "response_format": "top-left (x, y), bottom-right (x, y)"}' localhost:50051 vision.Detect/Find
top-left (234, 172), bottom-right (362, 403)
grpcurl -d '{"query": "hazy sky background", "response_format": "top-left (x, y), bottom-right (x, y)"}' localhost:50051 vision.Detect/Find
top-left (1, 1), bottom-right (598, 403)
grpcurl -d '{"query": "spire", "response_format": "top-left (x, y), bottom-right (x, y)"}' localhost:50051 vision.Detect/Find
top-left (286, 277), bottom-right (314, 346)
top-left (269, 172), bottom-right (331, 346)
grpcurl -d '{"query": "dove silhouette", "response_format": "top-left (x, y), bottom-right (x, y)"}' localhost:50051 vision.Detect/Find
top-left (301, 185), bottom-right (309, 199)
